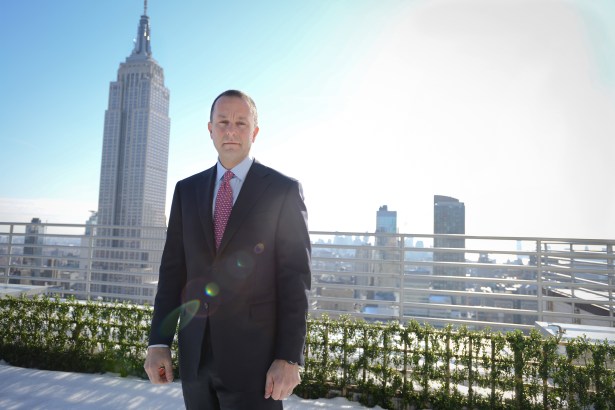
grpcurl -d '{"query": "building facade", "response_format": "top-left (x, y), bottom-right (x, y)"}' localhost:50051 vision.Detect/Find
top-left (432, 195), bottom-right (466, 305)
top-left (367, 206), bottom-right (400, 313)
top-left (23, 218), bottom-right (45, 285)
top-left (376, 205), bottom-right (397, 235)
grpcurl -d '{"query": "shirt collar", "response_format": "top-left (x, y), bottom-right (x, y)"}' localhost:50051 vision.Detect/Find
top-left (216, 156), bottom-right (253, 182)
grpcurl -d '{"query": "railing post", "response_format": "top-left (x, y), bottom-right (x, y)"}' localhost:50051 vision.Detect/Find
top-left (86, 225), bottom-right (94, 298)
top-left (399, 234), bottom-right (404, 322)
top-left (536, 239), bottom-right (544, 322)
top-left (422, 330), bottom-right (429, 398)
top-left (402, 331), bottom-right (408, 399)
top-left (468, 335), bottom-right (474, 406)
top-left (608, 244), bottom-right (614, 326)
top-left (490, 337), bottom-right (496, 409)
top-left (569, 242), bottom-right (577, 322)
top-left (3, 224), bottom-right (15, 284)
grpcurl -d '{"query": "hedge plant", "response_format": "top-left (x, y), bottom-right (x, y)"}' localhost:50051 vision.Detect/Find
top-left (1, 296), bottom-right (614, 409)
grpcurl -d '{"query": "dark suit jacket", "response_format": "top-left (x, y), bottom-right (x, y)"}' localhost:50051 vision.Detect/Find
top-left (148, 161), bottom-right (311, 392)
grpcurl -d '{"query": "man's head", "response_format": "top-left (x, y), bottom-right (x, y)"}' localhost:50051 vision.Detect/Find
top-left (209, 90), bottom-right (258, 127)
top-left (208, 90), bottom-right (260, 169)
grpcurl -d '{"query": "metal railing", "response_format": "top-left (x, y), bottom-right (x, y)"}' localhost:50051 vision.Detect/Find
top-left (1, 222), bottom-right (614, 331)
top-left (310, 231), bottom-right (615, 331)
top-left (0, 222), bottom-right (165, 305)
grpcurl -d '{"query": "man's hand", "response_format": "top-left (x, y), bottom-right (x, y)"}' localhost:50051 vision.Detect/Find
top-left (144, 346), bottom-right (174, 384)
top-left (264, 359), bottom-right (301, 400)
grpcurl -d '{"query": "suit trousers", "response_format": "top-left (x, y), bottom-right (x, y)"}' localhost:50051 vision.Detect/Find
top-left (181, 321), bottom-right (283, 410)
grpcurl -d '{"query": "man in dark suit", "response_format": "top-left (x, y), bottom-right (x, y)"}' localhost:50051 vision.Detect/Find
top-left (144, 90), bottom-right (311, 409)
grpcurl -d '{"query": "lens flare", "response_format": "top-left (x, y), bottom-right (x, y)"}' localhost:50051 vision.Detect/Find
top-left (235, 251), bottom-right (255, 270)
top-left (205, 282), bottom-right (219, 297)
top-left (159, 299), bottom-right (201, 335)
top-left (178, 299), bottom-right (200, 330)
top-left (254, 243), bottom-right (265, 254)
top-left (183, 299), bottom-right (200, 316)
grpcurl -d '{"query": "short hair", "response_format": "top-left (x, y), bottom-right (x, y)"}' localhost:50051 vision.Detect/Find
top-left (209, 89), bottom-right (258, 127)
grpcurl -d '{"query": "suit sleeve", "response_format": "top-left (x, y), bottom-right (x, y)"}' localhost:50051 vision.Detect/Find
top-left (273, 180), bottom-right (312, 364)
top-left (148, 182), bottom-right (187, 346)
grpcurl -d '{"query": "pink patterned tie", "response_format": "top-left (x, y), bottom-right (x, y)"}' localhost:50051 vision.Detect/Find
top-left (214, 170), bottom-right (234, 250)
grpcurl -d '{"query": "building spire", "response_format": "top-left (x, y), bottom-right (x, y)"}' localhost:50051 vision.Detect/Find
top-left (128, 0), bottom-right (152, 60)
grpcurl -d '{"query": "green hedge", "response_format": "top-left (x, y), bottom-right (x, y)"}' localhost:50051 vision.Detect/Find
top-left (1, 296), bottom-right (614, 409)
top-left (0, 295), bottom-right (158, 378)
top-left (299, 316), bottom-right (615, 409)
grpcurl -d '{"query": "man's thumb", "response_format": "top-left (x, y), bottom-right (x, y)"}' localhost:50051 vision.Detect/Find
top-left (264, 373), bottom-right (273, 399)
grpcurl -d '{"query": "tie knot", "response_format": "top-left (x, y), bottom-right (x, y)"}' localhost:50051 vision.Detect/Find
top-left (222, 170), bottom-right (234, 183)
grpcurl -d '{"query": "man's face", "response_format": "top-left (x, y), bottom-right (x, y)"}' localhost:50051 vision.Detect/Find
top-left (208, 96), bottom-right (259, 169)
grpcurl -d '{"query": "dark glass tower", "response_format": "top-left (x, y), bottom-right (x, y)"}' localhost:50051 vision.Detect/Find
top-left (434, 195), bottom-right (465, 239)
top-left (433, 195), bottom-right (466, 303)
top-left (376, 205), bottom-right (397, 235)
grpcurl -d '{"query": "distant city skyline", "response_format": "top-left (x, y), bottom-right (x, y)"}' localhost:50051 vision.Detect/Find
top-left (1, 0), bottom-right (614, 239)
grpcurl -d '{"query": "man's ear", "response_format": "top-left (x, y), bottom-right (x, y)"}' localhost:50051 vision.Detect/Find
top-left (208, 122), bottom-right (213, 137)
top-left (251, 126), bottom-right (260, 142)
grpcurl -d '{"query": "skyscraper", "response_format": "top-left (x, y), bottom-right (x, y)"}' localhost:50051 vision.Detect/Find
top-left (370, 205), bottom-right (399, 310)
top-left (434, 195), bottom-right (465, 239)
top-left (93, 1), bottom-right (170, 303)
top-left (376, 205), bottom-right (397, 235)
top-left (375, 205), bottom-right (398, 252)
top-left (97, 1), bottom-right (170, 230)
top-left (432, 195), bottom-right (466, 306)
top-left (24, 218), bottom-right (44, 285)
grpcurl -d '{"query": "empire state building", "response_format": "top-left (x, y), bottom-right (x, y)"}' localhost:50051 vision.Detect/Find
top-left (93, 1), bottom-right (170, 303)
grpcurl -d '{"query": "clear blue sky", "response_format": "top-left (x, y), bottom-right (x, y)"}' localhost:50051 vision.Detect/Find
top-left (1, 0), bottom-right (614, 239)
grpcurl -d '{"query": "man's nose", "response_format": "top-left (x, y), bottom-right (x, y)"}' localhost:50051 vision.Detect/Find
top-left (225, 124), bottom-right (237, 137)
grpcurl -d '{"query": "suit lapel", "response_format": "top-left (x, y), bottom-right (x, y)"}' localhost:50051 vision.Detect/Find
top-left (217, 162), bottom-right (271, 254)
top-left (197, 165), bottom-right (217, 257)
